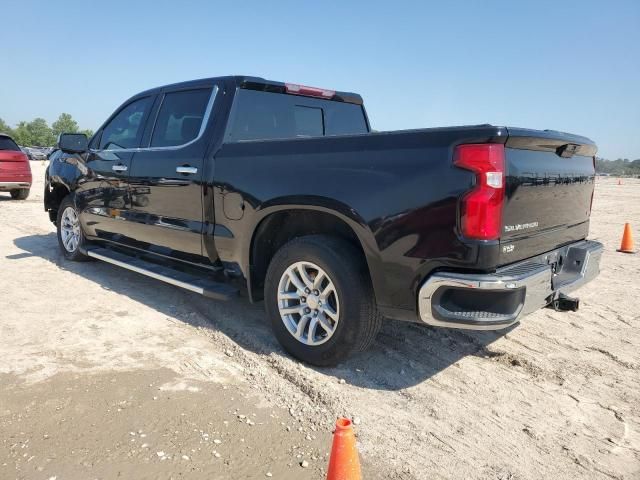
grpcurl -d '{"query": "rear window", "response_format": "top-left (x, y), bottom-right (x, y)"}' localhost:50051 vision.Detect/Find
top-left (151, 88), bottom-right (212, 147)
top-left (0, 136), bottom-right (20, 151)
top-left (226, 89), bottom-right (367, 142)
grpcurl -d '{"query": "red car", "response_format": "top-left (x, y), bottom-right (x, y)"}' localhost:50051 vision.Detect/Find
top-left (0, 133), bottom-right (32, 200)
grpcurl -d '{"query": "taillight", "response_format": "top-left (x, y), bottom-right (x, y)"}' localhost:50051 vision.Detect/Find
top-left (454, 143), bottom-right (505, 240)
top-left (0, 151), bottom-right (29, 163)
top-left (285, 83), bottom-right (335, 99)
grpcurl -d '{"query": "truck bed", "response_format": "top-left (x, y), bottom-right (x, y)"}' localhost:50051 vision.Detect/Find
top-left (213, 124), bottom-right (597, 318)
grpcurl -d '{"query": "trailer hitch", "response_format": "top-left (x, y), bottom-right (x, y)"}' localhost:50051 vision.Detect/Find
top-left (549, 293), bottom-right (580, 312)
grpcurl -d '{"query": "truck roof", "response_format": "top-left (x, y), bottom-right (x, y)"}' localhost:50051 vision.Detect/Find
top-left (134, 75), bottom-right (364, 105)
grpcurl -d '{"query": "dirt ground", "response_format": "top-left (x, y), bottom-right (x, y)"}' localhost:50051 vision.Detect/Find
top-left (1, 162), bottom-right (639, 480)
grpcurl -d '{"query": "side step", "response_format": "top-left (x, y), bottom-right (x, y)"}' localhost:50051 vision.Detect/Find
top-left (86, 247), bottom-right (238, 301)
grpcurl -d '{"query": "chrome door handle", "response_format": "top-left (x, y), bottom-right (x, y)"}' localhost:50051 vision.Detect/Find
top-left (112, 164), bottom-right (128, 172)
top-left (176, 166), bottom-right (198, 174)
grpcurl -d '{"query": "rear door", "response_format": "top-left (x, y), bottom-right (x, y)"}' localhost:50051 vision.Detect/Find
top-left (125, 84), bottom-right (218, 264)
top-left (499, 129), bottom-right (597, 264)
top-left (76, 95), bottom-right (155, 243)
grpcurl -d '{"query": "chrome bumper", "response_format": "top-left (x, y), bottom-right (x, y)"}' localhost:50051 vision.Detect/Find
top-left (418, 240), bottom-right (603, 330)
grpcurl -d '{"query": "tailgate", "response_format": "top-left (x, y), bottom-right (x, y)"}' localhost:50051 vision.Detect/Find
top-left (499, 128), bottom-right (597, 265)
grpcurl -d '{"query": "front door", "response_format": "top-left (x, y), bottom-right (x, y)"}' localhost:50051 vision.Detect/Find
top-left (77, 95), bottom-right (155, 244)
top-left (126, 85), bottom-right (217, 264)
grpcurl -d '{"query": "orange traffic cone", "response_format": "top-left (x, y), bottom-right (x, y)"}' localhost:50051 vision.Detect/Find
top-left (617, 223), bottom-right (636, 254)
top-left (326, 418), bottom-right (361, 480)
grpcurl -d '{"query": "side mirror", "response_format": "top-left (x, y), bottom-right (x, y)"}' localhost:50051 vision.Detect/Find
top-left (58, 133), bottom-right (88, 154)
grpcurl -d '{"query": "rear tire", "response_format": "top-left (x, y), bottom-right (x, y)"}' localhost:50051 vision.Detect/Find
top-left (56, 196), bottom-right (89, 261)
top-left (10, 189), bottom-right (29, 200)
top-left (264, 235), bottom-right (382, 366)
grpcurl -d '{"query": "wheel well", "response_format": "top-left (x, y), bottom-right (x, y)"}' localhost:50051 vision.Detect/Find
top-left (250, 210), bottom-right (369, 301)
top-left (45, 183), bottom-right (70, 224)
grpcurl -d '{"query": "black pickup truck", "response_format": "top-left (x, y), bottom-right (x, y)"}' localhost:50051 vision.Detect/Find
top-left (46, 75), bottom-right (603, 365)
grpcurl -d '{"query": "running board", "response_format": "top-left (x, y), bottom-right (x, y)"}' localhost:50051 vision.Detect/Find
top-left (86, 247), bottom-right (238, 301)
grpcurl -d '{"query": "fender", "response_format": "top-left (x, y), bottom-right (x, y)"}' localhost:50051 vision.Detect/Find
top-left (239, 196), bottom-right (386, 305)
top-left (46, 153), bottom-right (87, 191)
top-left (44, 154), bottom-right (86, 213)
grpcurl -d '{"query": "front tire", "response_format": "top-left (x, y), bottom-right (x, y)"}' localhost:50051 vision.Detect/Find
top-left (56, 196), bottom-right (89, 261)
top-left (264, 235), bottom-right (382, 366)
top-left (10, 189), bottom-right (29, 200)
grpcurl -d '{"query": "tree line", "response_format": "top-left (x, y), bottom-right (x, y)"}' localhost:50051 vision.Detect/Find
top-left (596, 157), bottom-right (640, 176)
top-left (0, 114), bottom-right (94, 147)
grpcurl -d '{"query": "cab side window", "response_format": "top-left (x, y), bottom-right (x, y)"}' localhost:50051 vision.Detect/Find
top-left (150, 88), bottom-right (212, 148)
top-left (100, 96), bottom-right (153, 150)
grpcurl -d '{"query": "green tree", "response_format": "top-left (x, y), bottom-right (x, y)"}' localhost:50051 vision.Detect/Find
top-left (596, 157), bottom-right (640, 176)
top-left (12, 121), bottom-right (31, 146)
top-left (52, 113), bottom-right (79, 139)
top-left (0, 118), bottom-right (13, 136)
top-left (12, 118), bottom-right (55, 147)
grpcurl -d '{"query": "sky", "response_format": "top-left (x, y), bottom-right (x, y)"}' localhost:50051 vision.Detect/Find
top-left (1, 0), bottom-right (639, 159)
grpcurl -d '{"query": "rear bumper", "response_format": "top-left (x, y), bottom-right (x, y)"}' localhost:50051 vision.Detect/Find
top-left (0, 180), bottom-right (31, 191)
top-left (417, 239), bottom-right (603, 330)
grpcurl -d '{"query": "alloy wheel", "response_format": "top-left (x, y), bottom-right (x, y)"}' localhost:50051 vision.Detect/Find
top-left (277, 261), bottom-right (340, 346)
top-left (60, 206), bottom-right (81, 253)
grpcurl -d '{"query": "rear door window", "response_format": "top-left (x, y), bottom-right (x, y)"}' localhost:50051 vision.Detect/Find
top-left (100, 96), bottom-right (153, 150)
top-left (226, 89), bottom-right (367, 141)
top-left (0, 136), bottom-right (21, 151)
top-left (150, 88), bottom-right (212, 147)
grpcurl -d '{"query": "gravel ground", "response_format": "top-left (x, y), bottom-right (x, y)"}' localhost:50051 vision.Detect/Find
top-left (1, 162), bottom-right (639, 479)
